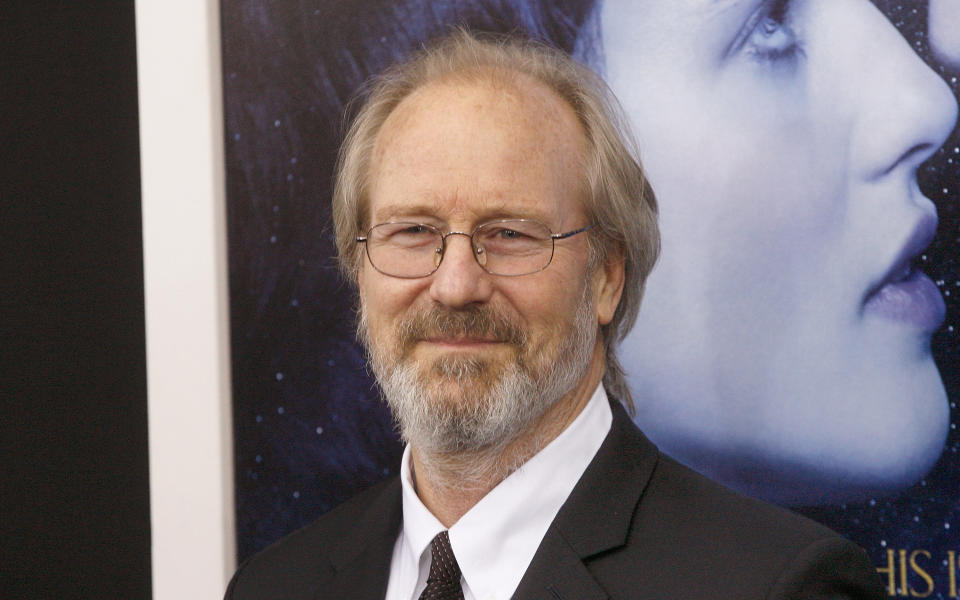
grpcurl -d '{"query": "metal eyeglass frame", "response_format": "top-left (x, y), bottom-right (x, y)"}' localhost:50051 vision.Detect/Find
top-left (355, 218), bottom-right (594, 278)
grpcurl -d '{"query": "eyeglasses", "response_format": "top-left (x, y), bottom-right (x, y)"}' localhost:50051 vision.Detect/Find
top-left (356, 219), bottom-right (593, 278)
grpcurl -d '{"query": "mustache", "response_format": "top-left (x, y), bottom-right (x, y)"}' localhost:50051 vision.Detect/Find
top-left (396, 305), bottom-right (528, 350)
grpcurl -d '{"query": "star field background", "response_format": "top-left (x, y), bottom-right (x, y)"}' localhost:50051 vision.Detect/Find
top-left (222, 2), bottom-right (960, 595)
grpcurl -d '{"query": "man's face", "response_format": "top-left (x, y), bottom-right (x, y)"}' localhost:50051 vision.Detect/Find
top-left (356, 76), bottom-right (620, 453)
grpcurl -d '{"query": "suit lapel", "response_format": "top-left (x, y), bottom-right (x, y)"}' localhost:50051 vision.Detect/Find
top-left (320, 477), bottom-right (403, 600)
top-left (511, 531), bottom-right (609, 600)
top-left (512, 402), bottom-right (660, 600)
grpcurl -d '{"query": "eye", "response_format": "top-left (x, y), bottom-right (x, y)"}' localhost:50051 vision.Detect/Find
top-left (747, 17), bottom-right (799, 62)
top-left (733, 0), bottom-right (804, 66)
top-left (374, 223), bottom-right (437, 248)
top-left (496, 228), bottom-right (528, 240)
top-left (476, 221), bottom-right (551, 256)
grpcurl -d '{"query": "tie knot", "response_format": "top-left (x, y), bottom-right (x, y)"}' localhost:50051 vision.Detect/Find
top-left (421, 531), bottom-right (464, 600)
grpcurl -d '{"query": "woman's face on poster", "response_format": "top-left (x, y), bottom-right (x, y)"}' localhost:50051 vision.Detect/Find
top-left (600, 0), bottom-right (959, 504)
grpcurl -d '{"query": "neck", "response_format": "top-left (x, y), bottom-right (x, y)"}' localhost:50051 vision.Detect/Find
top-left (410, 342), bottom-right (606, 527)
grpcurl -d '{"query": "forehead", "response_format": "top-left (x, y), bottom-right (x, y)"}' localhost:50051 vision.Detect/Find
top-left (617, 0), bottom-right (754, 20)
top-left (601, 0), bottom-right (763, 54)
top-left (366, 74), bottom-right (588, 225)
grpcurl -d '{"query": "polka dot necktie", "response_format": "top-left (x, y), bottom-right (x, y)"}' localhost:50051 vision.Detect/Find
top-left (419, 531), bottom-right (465, 600)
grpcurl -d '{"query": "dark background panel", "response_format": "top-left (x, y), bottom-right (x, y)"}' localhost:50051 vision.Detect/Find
top-left (0, 4), bottom-right (151, 599)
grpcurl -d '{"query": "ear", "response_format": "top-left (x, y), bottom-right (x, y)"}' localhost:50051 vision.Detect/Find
top-left (592, 247), bottom-right (625, 326)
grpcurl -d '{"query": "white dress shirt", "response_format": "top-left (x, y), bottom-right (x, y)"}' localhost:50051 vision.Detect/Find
top-left (384, 385), bottom-right (613, 600)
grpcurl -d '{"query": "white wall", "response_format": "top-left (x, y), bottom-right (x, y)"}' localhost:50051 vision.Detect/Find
top-left (136, 0), bottom-right (236, 597)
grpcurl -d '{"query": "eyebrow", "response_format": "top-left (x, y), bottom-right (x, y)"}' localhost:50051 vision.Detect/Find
top-left (710, 0), bottom-right (761, 17)
top-left (710, 0), bottom-right (750, 15)
top-left (372, 203), bottom-right (443, 221)
top-left (370, 202), bottom-right (555, 227)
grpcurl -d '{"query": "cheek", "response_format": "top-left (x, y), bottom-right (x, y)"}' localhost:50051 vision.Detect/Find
top-left (358, 272), bottom-right (423, 332)
top-left (637, 96), bottom-right (850, 291)
top-left (498, 272), bottom-right (583, 332)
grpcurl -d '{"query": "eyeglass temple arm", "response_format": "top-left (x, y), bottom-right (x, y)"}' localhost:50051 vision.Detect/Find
top-left (551, 224), bottom-right (594, 240)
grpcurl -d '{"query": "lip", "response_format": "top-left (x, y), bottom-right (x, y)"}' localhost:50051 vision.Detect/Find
top-left (421, 337), bottom-right (505, 347)
top-left (863, 211), bottom-right (945, 330)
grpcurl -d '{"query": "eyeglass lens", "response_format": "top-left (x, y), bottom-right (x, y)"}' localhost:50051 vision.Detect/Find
top-left (364, 220), bottom-right (556, 278)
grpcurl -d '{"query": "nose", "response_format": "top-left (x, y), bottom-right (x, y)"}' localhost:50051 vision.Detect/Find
top-left (852, 2), bottom-right (958, 180)
top-left (428, 233), bottom-right (494, 308)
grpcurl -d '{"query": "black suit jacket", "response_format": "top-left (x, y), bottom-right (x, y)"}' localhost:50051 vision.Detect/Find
top-left (226, 402), bottom-right (885, 599)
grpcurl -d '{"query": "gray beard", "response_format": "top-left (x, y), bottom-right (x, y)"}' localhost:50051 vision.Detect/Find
top-left (359, 287), bottom-right (597, 459)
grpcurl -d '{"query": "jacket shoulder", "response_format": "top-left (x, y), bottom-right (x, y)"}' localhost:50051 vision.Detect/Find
top-left (597, 452), bottom-right (883, 598)
top-left (224, 476), bottom-right (401, 600)
top-left (645, 453), bottom-right (839, 547)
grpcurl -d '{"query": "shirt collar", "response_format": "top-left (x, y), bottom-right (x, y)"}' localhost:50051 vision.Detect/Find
top-left (398, 384), bottom-right (613, 600)
top-left (398, 448), bottom-right (445, 579)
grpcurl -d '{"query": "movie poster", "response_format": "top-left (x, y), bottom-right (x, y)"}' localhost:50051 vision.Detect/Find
top-left (222, 1), bottom-right (960, 596)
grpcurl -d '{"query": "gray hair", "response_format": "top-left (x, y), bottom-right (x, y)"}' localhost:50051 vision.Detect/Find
top-left (332, 28), bottom-right (659, 412)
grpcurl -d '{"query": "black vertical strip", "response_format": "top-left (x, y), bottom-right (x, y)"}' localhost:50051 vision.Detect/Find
top-left (0, 3), bottom-right (151, 599)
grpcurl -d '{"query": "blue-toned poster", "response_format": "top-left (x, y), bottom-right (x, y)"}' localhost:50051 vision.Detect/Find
top-left (222, 1), bottom-right (960, 596)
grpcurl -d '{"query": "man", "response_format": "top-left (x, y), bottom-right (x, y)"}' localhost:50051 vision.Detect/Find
top-left (226, 30), bottom-right (885, 600)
